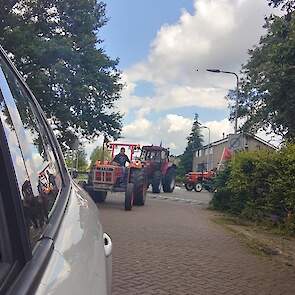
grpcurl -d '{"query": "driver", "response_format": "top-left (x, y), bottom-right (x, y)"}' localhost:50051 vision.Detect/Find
top-left (112, 147), bottom-right (130, 167)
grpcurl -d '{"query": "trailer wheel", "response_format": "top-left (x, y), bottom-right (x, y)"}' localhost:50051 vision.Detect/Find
top-left (125, 183), bottom-right (134, 211)
top-left (185, 183), bottom-right (194, 191)
top-left (194, 183), bottom-right (203, 192)
top-left (90, 191), bottom-right (107, 203)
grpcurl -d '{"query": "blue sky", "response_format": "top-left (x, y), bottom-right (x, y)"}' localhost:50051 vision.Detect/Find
top-left (95, 0), bottom-right (273, 155)
top-left (101, 0), bottom-right (194, 68)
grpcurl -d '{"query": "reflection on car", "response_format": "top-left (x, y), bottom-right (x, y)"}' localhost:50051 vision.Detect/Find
top-left (0, 45), bottom-right (112, 295)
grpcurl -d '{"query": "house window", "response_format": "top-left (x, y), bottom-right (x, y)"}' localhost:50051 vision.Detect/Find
top-left (195, 150), bottom-right (202, 158)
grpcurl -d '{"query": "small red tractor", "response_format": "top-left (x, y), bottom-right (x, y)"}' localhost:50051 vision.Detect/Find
top-left (84, 143), bottom-right (147, 211)
top-left (184, 171), bottom-right (215, 192)
top-left (140, 145), bottom-right (177, 194)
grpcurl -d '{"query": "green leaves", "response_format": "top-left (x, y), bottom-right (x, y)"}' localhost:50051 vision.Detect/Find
top-left (228, 13), bottom-right (295, 139)
top-left (0, 0), bottom-right (122, 150)
top-left (268, 0), bottom-right (295, 15)
top-left (89, 146), bottom-right (111, 166)
top-left (211, 145), bottom-right (295, 232)
top-left (178, 113), bottom-right (204, 174)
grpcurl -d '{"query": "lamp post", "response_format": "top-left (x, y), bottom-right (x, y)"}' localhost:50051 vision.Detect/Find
top-left (206, 69), bottom-right (239, 134)
top-left (200, 125), bottom-right (211, 171)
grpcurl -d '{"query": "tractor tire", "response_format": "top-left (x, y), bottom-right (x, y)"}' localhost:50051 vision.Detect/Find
top-left (131, 169), bottom-right (147, 206)
top-left (152, 171), bottom-right (162, 194)
top-left (90, 191), bottom-right (107, 203)
top-left (125, 183), bottom-right (134, 211)
top-left (163, 168), bottom-right (176, 193)
top-left (194, 183), bottom-right (203, 192)
top-left (185, 183), bottom-right (194, 191)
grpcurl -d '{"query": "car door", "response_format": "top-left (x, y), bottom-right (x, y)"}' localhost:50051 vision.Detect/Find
top-left (0, 46), bottom-right (111, 295)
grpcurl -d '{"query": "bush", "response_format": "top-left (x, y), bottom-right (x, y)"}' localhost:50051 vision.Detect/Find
top-left (176, 175), bottom-right (185, 184)
top-left (210, 165), bottom-right (233, 211)
top-left (210, 144), bottom-right (295, 234)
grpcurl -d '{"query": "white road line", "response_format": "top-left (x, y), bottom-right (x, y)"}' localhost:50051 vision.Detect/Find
top-left (148, 194), bottom-right (208, 206)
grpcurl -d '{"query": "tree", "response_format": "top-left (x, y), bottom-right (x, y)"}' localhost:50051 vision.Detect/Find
top-left (178, 114), bottom-right (203, 174)
top-left (227, 12), bottom-right (295, 139)
top-left (65, 148), bottom-right (88, 172)
top-left (268, 0), bottom-right (295, 14)
top-left (90, 145), bottom-right (111, 166)
top-left (0, 0), bottom-right (122, 149)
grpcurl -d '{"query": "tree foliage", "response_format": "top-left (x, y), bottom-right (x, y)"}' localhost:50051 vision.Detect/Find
top-left (228, 12), bottom-right (295, 139)
top-left (178, 114), bottom-right (203, 174)
top-left (90, 145), bottom-right (111, 166)
top-left (0, 0), bottom-right (122, 149)
top-left (211, 145), bottom-right (295, 233)
top-left (65, 148), bottom-right (88, 172)
top-left (268, 0), bottom-right (295, 15)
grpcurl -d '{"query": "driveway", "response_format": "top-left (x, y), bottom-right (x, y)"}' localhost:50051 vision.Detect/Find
top-left (98, 190), bottom-right (295, 295)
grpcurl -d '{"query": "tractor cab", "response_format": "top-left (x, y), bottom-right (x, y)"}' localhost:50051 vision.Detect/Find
top-left (140, 146), bottom-right (169, 163)
top-left (140, 145), bottom-right (176, 194)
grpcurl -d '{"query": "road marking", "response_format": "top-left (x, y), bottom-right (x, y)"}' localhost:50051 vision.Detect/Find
top-left (148, 194), bottom-right (208, 207)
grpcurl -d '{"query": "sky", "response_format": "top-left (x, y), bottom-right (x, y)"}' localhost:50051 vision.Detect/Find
top-left (88, 0), bottom-right (279, 156)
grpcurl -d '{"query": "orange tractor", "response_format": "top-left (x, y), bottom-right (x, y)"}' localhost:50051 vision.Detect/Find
top-left (84, 143), bottom-right (147, 211)
top-left (184, 171), bottom-right (215, 192)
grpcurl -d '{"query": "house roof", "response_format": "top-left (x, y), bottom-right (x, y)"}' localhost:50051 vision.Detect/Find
top-left (196, 132), bottom-right (278, 151)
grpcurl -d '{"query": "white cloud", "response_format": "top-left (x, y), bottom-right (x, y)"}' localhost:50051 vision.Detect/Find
top-left (89, 0), bottom-right (283, 159)
top-left (121, 114), bottom-right (193, 154)
top-left (121, 114), bottom-right (235, 155)
top-left (126, 0), bottom-right (271, 86)
top-left (201, 118), bottom-right (234, 144)
top-left (117, 0), bottom-right (273, 116)
top-left (114, 0), bottom-right (274, 154)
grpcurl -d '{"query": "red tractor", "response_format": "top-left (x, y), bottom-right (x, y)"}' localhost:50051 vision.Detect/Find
top-left (184, 171), bottom-right (215, 192)
top-left (140, 145), bottom-right (177, 194)
top-left (84, 143), bottom-right (147, 211)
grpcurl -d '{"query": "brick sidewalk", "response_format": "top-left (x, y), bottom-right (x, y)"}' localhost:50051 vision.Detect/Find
top-left (98, 195), bottom-right (295, 295)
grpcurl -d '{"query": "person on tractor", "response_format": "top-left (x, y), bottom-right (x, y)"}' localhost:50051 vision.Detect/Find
top-left (112, 147), bottom-right (130, 184)
top-left (112, 147), bottom-right (130, 167)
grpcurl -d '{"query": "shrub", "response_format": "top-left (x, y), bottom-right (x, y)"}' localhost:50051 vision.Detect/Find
top-left (210, 144), bottom-right (295, 234)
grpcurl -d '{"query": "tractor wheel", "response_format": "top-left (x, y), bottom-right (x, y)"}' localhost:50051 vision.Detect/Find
top-left (185, 183), bottom-right (194, 191)
top-left (125, 183), bottom-right (134, 211)
top-left (130, 169), bottom-right (147, 206)
top-left (163, 168), bottom-right (176, 193)
top-left (152, 171), bottom-right (162, 194)
top-left (194, 183), bottom-right (203, 192)
top-left (90, 191), bottom-right (107, 203)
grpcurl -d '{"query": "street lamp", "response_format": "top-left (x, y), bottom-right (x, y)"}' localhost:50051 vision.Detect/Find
top-left (206, 69), bottom-right (240, 134)
top-left (200, 125), bottom-right (211, 171)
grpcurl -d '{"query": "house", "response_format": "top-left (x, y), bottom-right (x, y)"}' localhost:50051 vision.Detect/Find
top-left (192, 133), bottom-right (277, 172)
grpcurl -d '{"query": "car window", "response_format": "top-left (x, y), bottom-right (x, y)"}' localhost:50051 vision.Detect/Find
top-left (0, 58), bottom-right (62, 250)
top-left (0, 189), bottom-right (13, 287)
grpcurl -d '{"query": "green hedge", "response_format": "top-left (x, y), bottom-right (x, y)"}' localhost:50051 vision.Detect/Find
top-left (210, 144), bottom-right (295, 233)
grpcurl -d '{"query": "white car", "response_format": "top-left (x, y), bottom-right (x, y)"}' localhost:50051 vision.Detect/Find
top-left (0, 45), bottom-right (112, 295)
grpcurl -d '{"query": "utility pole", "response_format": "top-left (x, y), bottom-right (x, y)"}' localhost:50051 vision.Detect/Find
top-left (206, 69), bottom-right (240, 134)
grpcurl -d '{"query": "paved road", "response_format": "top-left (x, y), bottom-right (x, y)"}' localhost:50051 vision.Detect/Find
top-left (98, 190), bottom-right (295, 295)
top-left (150, 186), bottom-right (212, 206)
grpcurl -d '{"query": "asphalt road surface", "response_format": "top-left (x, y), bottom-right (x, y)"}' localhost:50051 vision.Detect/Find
top-left (149, 186), bottom-right (212, 206)
top-left (98, 188), bottom-right (295, 295)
